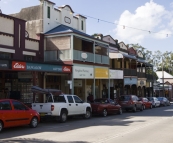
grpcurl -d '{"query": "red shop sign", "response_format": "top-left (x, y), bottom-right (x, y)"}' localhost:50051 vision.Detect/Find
top-left (62, 66), bottom-right (71, 73)
top-left (12, 61), bottom-right (26, 70)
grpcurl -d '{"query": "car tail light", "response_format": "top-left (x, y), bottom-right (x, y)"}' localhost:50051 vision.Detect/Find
top-left (51, 105), bottom-right (54, 111)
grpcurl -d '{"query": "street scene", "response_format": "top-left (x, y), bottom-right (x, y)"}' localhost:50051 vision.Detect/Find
top-left (1, 0), bottom-right (173, 143)
top-left (0, 105), bottom-right (173, 143)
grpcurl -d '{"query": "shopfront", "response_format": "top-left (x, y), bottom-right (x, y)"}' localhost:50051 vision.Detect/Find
top-left (0, 61), bottom-right (72, 103)
top-left (73, 65), bottom-right (94, 101)
top-left (109, 69), bottom-right (123, 99)
top-left (124, 77), bottom-right (137, 95)
top-left (95, 67), bottom-right (109, 99)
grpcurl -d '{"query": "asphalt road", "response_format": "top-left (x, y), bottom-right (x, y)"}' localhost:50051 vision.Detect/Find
top-left (0, 104), bottom-right (173, 143)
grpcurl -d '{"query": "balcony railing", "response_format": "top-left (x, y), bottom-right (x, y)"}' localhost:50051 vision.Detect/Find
top-left (124, 69), bottom-right (137, 76)
top-left (74, 50), bottom-right (109, 64)
top-left (74, 50), bottom-right (94, 62)
top-left (146, 74), bottom-right (153, 80)
top-left (137, 72), bottom-right (146, 78)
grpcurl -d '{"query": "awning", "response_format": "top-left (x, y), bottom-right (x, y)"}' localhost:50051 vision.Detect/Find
top-left (109, 53), bottom-right (136, 60)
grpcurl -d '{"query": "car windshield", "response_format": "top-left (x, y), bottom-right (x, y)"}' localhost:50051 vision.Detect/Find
top-left (119, 96), bottom-right (131, 101)
top-left (157, 97), bottom-right (163, 101)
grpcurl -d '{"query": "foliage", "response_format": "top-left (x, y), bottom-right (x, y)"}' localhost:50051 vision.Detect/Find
top-left (130, 43), bottom-right (173, 75)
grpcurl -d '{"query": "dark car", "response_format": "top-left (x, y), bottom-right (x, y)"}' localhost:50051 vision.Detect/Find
top-left (118, 95), bottom-right (144, 112)
top-left (157, 97), bottom-right (170, 106)
top-left (0, 99), bottom-right (40, 132)
top-left (139, 97), bottom-right (152, 109)
top-left (90, 98), bottom-right (122, 117)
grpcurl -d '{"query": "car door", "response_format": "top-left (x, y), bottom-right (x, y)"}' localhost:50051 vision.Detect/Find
top-left (108, 99), bottom-right (118, 113)
top-left (73, 95), bottom-right (85, 114)
top-left (66, 95), bottom-right (76, 115)
top-left (12, 100), bottom-right (30, 125)
top-left (0, 100), bottom-right (16, 128)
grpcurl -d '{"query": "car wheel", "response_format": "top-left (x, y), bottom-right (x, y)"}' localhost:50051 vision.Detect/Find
top-left (30, 117), bottom-right (38, 128)
top-left (102, 109), bottom-right (108, 117)
top-left (119, 108), bottom-right (123, 115)
top-left (60, 110), bottom-right (67, 123)
top-left (154, 104), bottom-right (156, 108)
top-left (150, 104), bottom-right (152, 109)
top-left (133, 106), bottom-right (137, 112)
top-left (84, 109), bottom-right (91, 119)
top-left (0, 121), bottom-right (3, 132)
top-left (143, 105), bottom-right (146, 110)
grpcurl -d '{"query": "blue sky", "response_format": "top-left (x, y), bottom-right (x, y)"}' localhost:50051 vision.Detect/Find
top-left (0, 0), bottom-right (173, 54)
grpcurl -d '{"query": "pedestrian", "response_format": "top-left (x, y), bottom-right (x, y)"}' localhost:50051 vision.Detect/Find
top-left (87, 93), bottom-right (94, 103)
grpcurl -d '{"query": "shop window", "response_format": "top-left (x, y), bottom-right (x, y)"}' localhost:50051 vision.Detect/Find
top-left (47, 6), bottom-right (50, 18)
top-left (0, 52), bottom-right (11, 59)
top-left (24, 55), bottom-right (33, 61)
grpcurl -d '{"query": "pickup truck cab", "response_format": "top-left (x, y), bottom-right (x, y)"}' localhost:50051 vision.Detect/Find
top-left (31, 86), bottom-right (91, 123)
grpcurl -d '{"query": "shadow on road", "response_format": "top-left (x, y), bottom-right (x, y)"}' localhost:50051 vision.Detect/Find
top-left (0, 138), bottom-right (89, 143)
top-left (0, 105), bottom-right (172, 140)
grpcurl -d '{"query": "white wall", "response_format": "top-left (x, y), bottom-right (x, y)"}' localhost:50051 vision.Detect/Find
top-left (42, 1), bottom-right (86, 33)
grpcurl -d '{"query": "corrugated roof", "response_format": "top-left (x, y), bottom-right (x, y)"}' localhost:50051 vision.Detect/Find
top-left (156, 71), bottom-right (173, 79)
top-left (45, 24), bottom-right (93, 38)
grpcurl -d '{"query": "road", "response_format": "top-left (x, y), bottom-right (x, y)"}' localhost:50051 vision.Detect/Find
top-left (0, 105), bottom-right (173, 143)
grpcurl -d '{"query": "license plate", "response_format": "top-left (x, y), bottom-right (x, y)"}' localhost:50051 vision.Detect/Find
top-left (40, 113), bottom-right (45, 116)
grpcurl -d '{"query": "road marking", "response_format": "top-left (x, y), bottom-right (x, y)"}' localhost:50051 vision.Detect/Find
top-left (93, 117), bottom-right (172, 143)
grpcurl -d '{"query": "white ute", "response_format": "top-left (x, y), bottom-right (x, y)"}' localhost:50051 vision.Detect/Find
top-left (31, 86), bottom-right (92, 123)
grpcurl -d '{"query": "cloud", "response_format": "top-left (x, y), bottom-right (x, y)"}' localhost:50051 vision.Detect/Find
top-left (170, 2), bottom-right (173, 8)
top-left (113, 0), bottom-right (172, 44)
top-left (153, 29), bottom-right (172, 39)
top-left (1, 0), bottom-right (13, 4)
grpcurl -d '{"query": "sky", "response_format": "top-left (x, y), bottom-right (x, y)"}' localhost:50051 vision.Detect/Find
top-left (0, 0), bottom-right (173, 54)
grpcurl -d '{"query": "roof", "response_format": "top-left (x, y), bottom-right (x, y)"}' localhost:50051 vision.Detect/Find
top-left (45, 24), bottom-right (108, 46)
top-left (156, 71), bottom-right (173, 79)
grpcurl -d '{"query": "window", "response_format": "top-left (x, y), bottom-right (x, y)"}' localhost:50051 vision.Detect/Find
top-left (12, 101), bottom-right (27, 110)
top-left (0, 101), bottom-right (11, 110)
top-left (47, 6), bottom-right (50, 18)
top-left (24, 55), bottom-right (33, 61)
top-left (81, 20), bottom-right (84, 30)
top-left (0, 52), bottom-right (11, 59)
top-left (53, 96), bottom-right (66, 103)
top-left (67, 96), bottom-right (74, 103)
top-left (73, 96), bottom-right (82, 103)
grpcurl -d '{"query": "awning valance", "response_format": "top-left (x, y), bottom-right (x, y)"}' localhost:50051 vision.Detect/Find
top-left (109, 53), bottom-right (136, 60)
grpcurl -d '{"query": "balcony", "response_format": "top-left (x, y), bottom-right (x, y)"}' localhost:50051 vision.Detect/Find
top-left (124, 69), bottom-right (137, 76)
top-left (74, 50), bottom-right (109, 64)
top-left (146, 74), bottom-right (153, 80)
top-left (137, 72), bottom-right (146, 78)
top-left (74, 50), bottom-right (94, 62)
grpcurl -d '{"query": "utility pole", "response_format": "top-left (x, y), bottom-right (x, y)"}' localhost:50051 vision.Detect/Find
top-left (162, 57), bottom-right (165, 97)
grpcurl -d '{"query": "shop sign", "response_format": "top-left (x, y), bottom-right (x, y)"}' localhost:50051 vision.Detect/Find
top-left (124, 78), bottom-right (137, 85)
top-left (0, 60), bottom-right (9, 69)
top-left (62, 66), bottom-right (71, 73)
top-left (109, 70), bottom-right (123, 79)
top-left (95, 68), bottom-right (108, 79)
top-left (73, 66), bottom-right (93, 79)
top-left (12, 61), bottom-right (26, 70)
top-left (26, 63), bottom-right (62, 72)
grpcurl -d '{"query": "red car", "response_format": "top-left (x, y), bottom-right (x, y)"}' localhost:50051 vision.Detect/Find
top-left (139, 97), bottom-right (152, 109)
top-left (0, 99), bottom-right (40, 132)
top-left (91, 98), bottom-right (122, 117)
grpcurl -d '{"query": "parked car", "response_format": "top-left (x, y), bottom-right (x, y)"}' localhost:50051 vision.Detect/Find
top-left (90, 98), bottom-right (122, 117)
top-left (139, 97), bottom-right (152, 109)
top-left (118, 95), bottom-right (144, 112)
top-left (0, 99), bottom-right (40, 132)
top-left (31, 86), bottom-right (92, 123)
top-left (157, 97), bottom-right (170, 106)
top-left (147, 97), bottom-right (160, 107)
